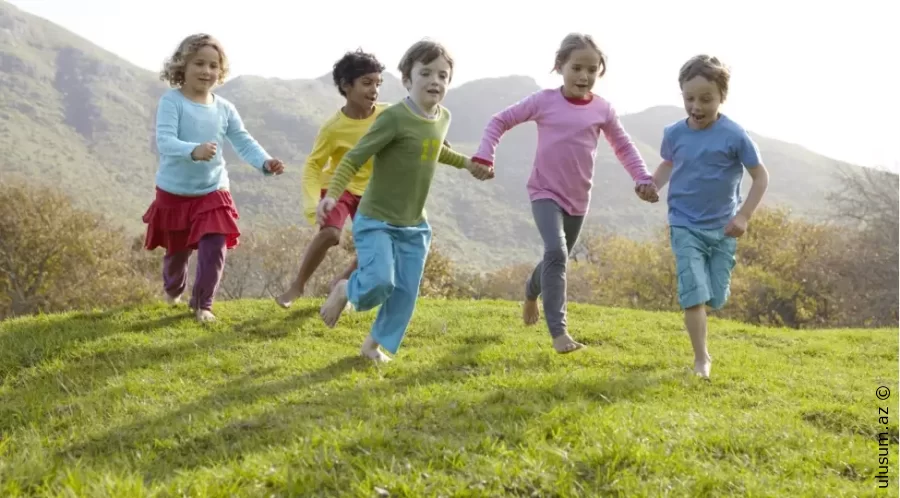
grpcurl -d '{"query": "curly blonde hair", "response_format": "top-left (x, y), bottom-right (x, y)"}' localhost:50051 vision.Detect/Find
top-left (159, 34), bottom-right (230, 87)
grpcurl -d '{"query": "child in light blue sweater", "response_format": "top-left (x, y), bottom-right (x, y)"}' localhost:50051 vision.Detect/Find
top-left (142, 33), bottom-right (285, 323)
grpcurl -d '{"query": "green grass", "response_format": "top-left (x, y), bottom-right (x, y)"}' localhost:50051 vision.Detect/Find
top-left (0, 299), bottom-right (897, 497)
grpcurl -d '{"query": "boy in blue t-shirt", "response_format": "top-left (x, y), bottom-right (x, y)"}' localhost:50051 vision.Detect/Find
top-left (652, 54), bottom-right (770, 380)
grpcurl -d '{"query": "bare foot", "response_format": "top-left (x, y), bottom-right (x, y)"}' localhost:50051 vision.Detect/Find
top-left (523, 298), bottom-right (540, 325)
top-left (552, 334), bottom-right (585, 354)
top-left (360, 335), bottom-right (392, 363)
top-left (165, 293), bottom-right (183, 306)
top-left (320, 279), bottom-right (349, 328)
top-left (195, 309), bottom-right (216, 323)
top-left (275, 285), bottom-right (303, 309)
top-left (694, 355), bottom-right (712, 380)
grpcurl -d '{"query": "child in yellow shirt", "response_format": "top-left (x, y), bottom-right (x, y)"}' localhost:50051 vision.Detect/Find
top-left (276, 50), bottom-right (387, 307)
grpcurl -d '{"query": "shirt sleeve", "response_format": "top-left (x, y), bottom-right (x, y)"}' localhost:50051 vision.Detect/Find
top-left (738, 129), bottom-right (763, 168)
top-left (325, 111), bottom-right (396, 199)
top-left (472, 91), bottom-right (541, 166)
top-left (301, 126), bottom-right (335, 225)
top-left (438, 143), bottom-right (468, 169)
top-left (224, 102), bottom-right (272, 173)
top-left (660, 126), bottom-right (674, 162)
top-left (155, 94), bottom-right (200, 158)
top-left (601, 105), bottom-right (653, 184)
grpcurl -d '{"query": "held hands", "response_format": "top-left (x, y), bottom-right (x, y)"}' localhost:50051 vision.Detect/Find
top-left (316, 197), bottom-right (337, 227)
top-left (634, 182), bottom-right (660, 203)
top-left (466, 159), bottom-right (494, 181)
top-left (191, 142), bottom-right (217, 161)
top-left (264, 158), bottom-right (285, 175)
top-left (724, 213), bottom-right (749, 238)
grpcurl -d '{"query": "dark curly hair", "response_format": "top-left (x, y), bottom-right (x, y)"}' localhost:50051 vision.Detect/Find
top-left (332, 49), bottom-right (386, 97)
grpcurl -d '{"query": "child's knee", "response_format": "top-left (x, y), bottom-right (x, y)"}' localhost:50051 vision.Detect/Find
top-left (356, 270), bottom-right (395, 308)
top-left (318, 226), bottom-right (342, 246)
top-left (542, 246), bottom-right (568, 266)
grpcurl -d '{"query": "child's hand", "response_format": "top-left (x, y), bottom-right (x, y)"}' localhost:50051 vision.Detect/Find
top-left (264, 159), bottom-right (285, 175)
top-left (191, 142), bottom-right (217, 161)
top-left (634, 183), bottom-right (659, 203)
top-left (316, 197), bottom-right (337, 226)
top-left (466, 159), bottom-right (494, 181)
top-left (724, 213), bottom-right (749, 238)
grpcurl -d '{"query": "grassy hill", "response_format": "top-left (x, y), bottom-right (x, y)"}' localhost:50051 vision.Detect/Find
top-left (0, 0), bottom-right (873, 269)
top-left (0, 298), bottom-right (896, 496)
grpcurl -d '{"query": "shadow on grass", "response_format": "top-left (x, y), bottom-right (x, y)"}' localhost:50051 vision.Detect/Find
top-left (54, 335), bottom-right (663, 486)
top-left (0, 304), bottom-right (321, 436)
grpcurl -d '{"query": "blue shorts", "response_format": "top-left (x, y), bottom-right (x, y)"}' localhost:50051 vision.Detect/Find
top-left (670, 225), bottom-right (737, 310)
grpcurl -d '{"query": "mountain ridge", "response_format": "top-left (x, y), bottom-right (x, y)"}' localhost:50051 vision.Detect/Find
top-left (0, 0), bottom-right (875, 269)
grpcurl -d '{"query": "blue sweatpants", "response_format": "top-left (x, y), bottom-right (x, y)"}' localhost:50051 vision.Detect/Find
top-left (347, 213), bottom-right (432, 354)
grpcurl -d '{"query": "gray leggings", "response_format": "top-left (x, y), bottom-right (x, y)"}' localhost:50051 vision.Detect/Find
top-left (526, 198), bottom-right (585, 338)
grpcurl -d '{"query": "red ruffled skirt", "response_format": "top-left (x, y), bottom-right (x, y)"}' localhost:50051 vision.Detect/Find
top-left (142, 187), bottom-right (241, 255)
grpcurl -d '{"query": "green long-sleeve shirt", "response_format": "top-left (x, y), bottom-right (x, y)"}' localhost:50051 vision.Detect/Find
top-left (325, 101), bottom-right (469, 226)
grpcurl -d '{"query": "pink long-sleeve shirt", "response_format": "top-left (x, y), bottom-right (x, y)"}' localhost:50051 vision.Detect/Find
top-left (472, 88), bottom-right (653, 216)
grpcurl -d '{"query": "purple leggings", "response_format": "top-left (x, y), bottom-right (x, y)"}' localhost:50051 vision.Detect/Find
top-left (162, 234), bottom-right (227, 311)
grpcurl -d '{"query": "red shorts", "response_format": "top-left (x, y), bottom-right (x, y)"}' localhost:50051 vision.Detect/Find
top-left (320, 189), bottom-right (361, 230)
top-left (142, 187), bottom-right (241, 255)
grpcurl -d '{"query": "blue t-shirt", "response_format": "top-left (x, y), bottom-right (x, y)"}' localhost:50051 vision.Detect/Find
top-left (661, 114), bottom-right (762, 230)
top-left (154, 89), bottom-right (271, 196)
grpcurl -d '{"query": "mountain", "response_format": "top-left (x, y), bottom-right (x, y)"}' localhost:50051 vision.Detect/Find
top-left (0, 1), bottom-right (867, 270)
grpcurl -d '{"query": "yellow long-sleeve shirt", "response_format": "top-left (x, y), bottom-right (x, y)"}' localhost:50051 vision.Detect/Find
top-left (301, 103), bottom-right (388, 224)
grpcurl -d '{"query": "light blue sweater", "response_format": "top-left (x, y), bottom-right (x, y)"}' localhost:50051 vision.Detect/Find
top-left (154, 89), bottom-right (272, 196)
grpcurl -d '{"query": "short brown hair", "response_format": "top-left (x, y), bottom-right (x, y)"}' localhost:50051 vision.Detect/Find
top-left (678, 55), bottom-right (730, 101)
top-left (160, 34), bottom-right (230, 87)
top-left (553, 33), bottom-right (607, 78)
top-left (397, 39), bottom-right (454, 83)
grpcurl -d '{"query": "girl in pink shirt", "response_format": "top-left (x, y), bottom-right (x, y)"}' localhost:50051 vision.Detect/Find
top-left (472, 33), bottom-right (659, 354)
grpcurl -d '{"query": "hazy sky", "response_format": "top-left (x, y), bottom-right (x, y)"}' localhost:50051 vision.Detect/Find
top-left (8, 0), bottom-right (900, 170)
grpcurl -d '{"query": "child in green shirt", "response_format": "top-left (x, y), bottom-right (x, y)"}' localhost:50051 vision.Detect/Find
top-left (317, 39), bottom-right (493, 362)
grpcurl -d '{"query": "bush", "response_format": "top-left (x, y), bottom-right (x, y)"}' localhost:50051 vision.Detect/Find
top-left (0, 182), bottom-right (155, 318)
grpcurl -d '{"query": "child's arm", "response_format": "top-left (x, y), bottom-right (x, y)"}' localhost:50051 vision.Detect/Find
top-left (652, 161), bottom-right (674, 190)
top-left (224, 103), bottom-right (273, 174)
top-left (601, 106), bottom-right (653, 185)
top-left (471, 92), bottom-right (541, 167)
top-left (652, 128), bottom-right (675, 190)
top-left (301, 129), bottom-right (335, 225)
top-left (437, 145), bottom-right (493, 180)
top-left (737, 164), bottom-right (769, 220)
top-left (156, 95), bottom-right (202, 158)
top-left (726, 133), bottom-right (769, 237)
top-left (324, 112), bottom-right (395, 200)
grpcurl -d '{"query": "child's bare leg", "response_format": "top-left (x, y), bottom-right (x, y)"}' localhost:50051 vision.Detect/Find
top-left (360, 334), bottom-right (391, 362)
top-left (523, 265), bottom-right (542, 325)
top-left (523, 298), bottom-right (540, 325)
top-left (684, 305), bottom-right (711, 378)
top-left (320, 279), bottom-right (349, 327)
top-left (277, 227), bottom-right (341, 308)
top-left (329, 256), bottom-right (358, 292)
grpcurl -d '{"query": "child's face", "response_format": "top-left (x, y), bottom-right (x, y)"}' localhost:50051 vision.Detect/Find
top-left (344, 72), bottom-right (383, 110)
top-left (404, 56), bottom-right (452, 111)
top-left (184, 45), bottom-right (221, 94)
top-left (559, 47), bottom-right (602, 100)
top-left (681, 76), bottom-right (723, 129)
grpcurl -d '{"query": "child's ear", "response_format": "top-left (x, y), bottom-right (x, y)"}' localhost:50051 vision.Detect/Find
top-left (402, 77), bottom-right (412, 90)
top-left (339, 78), bottom-right (351, 95)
